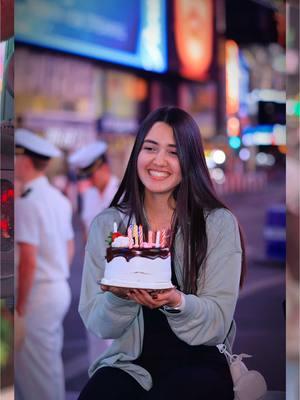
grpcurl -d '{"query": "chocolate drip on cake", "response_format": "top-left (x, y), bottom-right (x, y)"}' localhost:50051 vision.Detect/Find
top-left (106, 247), bottom-right (170, 263)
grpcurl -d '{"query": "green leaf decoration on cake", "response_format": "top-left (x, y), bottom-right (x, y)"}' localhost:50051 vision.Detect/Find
top-left (105, 232), bottom-right (113, 246)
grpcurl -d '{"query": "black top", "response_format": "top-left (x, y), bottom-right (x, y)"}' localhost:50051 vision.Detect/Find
top-left (133, 262), bottom-right (227, 380)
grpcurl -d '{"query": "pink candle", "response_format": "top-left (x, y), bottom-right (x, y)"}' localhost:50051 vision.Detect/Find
top-left (148, 230), bottom-right (153, 246)
top-left (161, 229), bottom-right (166, 247)
top-left (139, 225), bottom-right (143, 248)
top-left (127, 226), bottom-right (133, 249)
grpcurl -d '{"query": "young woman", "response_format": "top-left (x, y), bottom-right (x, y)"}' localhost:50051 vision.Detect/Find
top-left (78, 106), bottom-right (246, 400)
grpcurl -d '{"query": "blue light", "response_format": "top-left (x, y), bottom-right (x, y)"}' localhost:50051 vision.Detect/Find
top-left (229, 137), bottom-right (241, 149)
top-left (15, 0), bottom-right (168, 74)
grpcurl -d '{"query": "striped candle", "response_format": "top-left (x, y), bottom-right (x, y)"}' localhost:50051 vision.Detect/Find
top-left (133, 224), bottom-right (139, 247)
top-left (139, 225), bottom-right (143, 248)
top-left (148, 230), bottom-right (153, 246)
top-left (161, 229), bottom-right (166, 247)
top-left (127, 226), bottom-right (133, 249)
top-left (155, 230), bottom-right (161, 248)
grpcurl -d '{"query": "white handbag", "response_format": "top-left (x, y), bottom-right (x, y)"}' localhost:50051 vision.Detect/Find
top-left (217, 344), bottom-right (267, 400)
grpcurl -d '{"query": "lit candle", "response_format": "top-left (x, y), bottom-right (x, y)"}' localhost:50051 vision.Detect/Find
top-left (139, 225), bottom-right (144, 248)
top-left (113, 222), bottom-right (118, 233)
top-left (155, 230), bottom-right (161, 248)
top-left (127, 226), bottom-right (133, 249)
top-left (161, 229), bottom-right (166, 247)
top-left (148, 230), bottom-right (153, 246)
top-left (133, 224), bottom-right (139, 247)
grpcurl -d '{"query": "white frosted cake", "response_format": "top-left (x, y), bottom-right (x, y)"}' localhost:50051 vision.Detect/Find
top-left (101, 224), bottom-right (172, 289)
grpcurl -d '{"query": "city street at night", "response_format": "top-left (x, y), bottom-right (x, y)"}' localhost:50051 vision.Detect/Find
top-left (63, 175), bottom-right (285, 397)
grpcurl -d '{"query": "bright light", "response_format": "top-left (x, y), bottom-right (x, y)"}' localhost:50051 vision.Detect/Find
top-left (273, 124), bottom-right (286, 145)
top-left (239, 148), bottom-right (250, 161)
top-left (254, 133), bottom-right (272, 145)
top-left (256, 152), bottom-right (268, 165)
top-left (226, 40), bottom-right (239, 115)
top-left (229, 137), bottom-right (241, 149)
top-left (205, 156), bottom-right (216, 169)
top-left (286, 99), bottom-right (295, 115)
top-left (242, 134), bottom-right (254, 146)
top-left (248, 89), bottom-right (285, 104)
top-left (295, 102), bottom-right (300, 117)
top-left (227, 116), bottom-right (240, 136)
top-left (212, 150), bottom-right (226, 164)
top-left (210, 168), bottom-right (225, 184)
top-left (256, 152), bottom-right (275, 166)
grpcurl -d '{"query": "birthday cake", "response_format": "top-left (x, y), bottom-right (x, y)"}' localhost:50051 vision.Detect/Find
top-left (101, 224), bottom-right (173, 289)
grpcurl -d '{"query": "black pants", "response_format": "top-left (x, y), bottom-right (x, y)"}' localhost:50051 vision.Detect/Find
top-left (78, 365), bottom-right (234, 400)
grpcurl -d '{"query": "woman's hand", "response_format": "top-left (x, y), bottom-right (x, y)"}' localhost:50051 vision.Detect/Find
top-left (127, 288), bottom-right (182, 309)
top-left (100, 285), bottom-right (132, 299)
top-left (100, 285), bottom-right (162, 300)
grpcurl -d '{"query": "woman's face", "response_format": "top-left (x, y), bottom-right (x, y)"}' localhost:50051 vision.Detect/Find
top-left (137, 122), bottom-right (182, 197)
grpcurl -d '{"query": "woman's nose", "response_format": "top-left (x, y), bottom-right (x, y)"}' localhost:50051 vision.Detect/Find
top-left (153, 150), bottom-right (167, 166)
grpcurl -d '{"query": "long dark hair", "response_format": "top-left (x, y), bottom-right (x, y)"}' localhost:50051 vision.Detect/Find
top-left (111, 106), bottom-right (246, 293)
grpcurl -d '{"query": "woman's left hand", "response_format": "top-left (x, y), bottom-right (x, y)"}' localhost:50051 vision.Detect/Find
top-left (127, 287), bottom-right (182, 309)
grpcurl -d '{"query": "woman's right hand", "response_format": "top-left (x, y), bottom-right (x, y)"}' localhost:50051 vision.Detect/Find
top-left (100, 285), bottom-right (131, 299)
top-left (100, 285), bottom-right (162, 300)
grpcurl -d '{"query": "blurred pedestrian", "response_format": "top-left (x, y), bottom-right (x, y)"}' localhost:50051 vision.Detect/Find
top-left (78, 107), bottom-right (246, 399)
top-left (68, 141), bottom-right (119, 364)
top-left (68, 141), bottom-right (119, 239)
top-left (15, 129), bottom-right (75, 400)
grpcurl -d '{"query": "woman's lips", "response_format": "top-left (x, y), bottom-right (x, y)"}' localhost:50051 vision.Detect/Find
top-left (148, 169), bottom-right (170, 180)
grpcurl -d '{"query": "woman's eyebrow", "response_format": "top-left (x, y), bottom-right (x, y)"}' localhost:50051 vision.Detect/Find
top-left (144, 139), bottom-right (158, 145)
top-left (144, 139), bottom-right (176, 148)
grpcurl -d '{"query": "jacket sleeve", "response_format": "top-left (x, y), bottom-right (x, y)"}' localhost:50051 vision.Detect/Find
top-left (78, 211), bottom-right (140, 339)
top-left (164, 209), bottom-right (242, 345)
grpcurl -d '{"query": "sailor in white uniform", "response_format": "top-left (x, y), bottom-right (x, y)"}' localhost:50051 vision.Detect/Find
top-left (15, 129), bottom-right (75, 400)
top-left (68, 141), bottom-right (119, 234)
top-left (68, 141), bottom-right (119, 363)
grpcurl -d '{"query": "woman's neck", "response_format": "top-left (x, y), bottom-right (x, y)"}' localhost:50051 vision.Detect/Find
top-left (143, 192), bottom-right (175, 231)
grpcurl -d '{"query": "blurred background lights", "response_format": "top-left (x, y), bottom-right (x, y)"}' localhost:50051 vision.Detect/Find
top-left (205, 157), bottom-right (216, 169)
top-left (226, 116), bottom-right (240, 136)
top-left (272, 54), bottom-right (285, 73)
top-left (286, 99), bottom-right (295, 115)
top-left (256, 152), bottom-right (276, 166)
top-left (229, 136), bottom-right (241, 149)
top-left (212, 149), bottom-right (226, 164)
top-left (210, 168), bottom-right (225, 184)
top-left (239, 148), bottom-right (251, 161)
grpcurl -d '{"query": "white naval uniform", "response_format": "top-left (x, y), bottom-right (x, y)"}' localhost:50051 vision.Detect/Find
top-left (81, 175), bottom-right (119, 364)
top-left (15, 176), bottom-right (74, 400)
top-left (81, 175), bottom-right (119, 231)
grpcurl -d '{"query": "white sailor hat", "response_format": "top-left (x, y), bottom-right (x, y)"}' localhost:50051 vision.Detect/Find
top-left (68, 141), bottom-right (108, 176)
top-left (15, 129), bottom-right (62, 159)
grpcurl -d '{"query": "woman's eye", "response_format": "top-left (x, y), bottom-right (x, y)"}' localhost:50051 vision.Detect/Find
top-left (143, 146), bottom-right (156, 152)
top-left (169, 150), bottom-right (178, 156)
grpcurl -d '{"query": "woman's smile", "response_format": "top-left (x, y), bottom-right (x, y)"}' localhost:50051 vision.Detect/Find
top-left (148, 169), bottom-right (171, 180)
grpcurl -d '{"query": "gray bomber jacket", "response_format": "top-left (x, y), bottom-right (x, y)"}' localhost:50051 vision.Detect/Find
top-left (78, 207), bottom-right (242, 390)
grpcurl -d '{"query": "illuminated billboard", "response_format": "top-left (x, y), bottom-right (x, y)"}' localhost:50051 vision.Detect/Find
top-left (169, 0), bottom-right (214, 81)
top-left (15, 0), bottom-right (167, 73)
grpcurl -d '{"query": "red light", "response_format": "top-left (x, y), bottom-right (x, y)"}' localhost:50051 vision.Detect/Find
top-left (1, 188), bottom-right (14, 203)
top-left (1, 219), bottom-right (9, 231)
